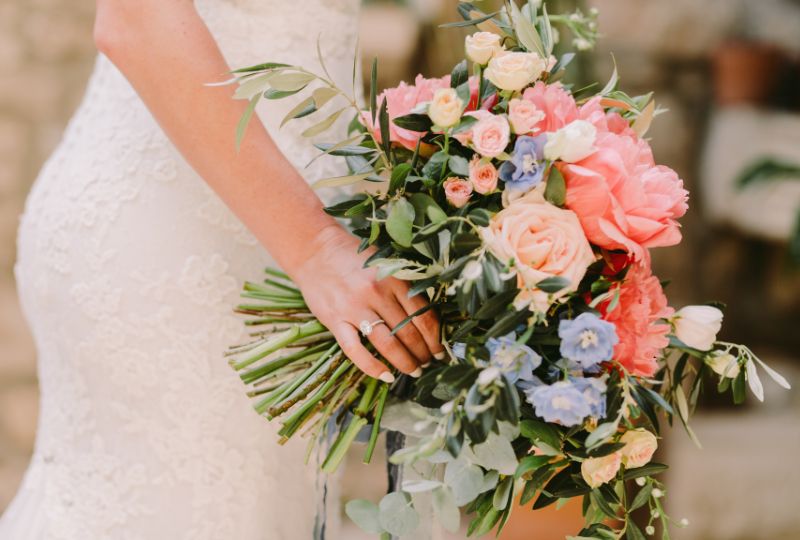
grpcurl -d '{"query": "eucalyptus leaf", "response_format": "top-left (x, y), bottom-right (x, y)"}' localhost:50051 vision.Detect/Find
top-left (345, 499), bottom-right (383, 534)
top-left (469, 432), bottom-right (519, 475)
top-left (444, 457), bottom-right (485, 506)
top-left (433, 487), bottom-right (461, 533)
top-left (378, 492), bottom-right (419, 537)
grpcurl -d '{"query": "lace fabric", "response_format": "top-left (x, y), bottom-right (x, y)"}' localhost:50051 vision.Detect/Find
top-left (0, 1), bottom-right (361, 538)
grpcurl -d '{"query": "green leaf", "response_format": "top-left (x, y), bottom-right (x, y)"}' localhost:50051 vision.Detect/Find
top-left (509, 1), bottom-right (545, 56)
top-left (449, 155), bottom-right (470, 176)
top-left (515, 455), bottom-right (551, 479)
top-left (231, 61), bottom-right (290, 74)
top-left (386, 198), bottom-right (416, 247)
top-left (379, 97), bottom-right (392, 160)
top-left (345, 499), bottom-right (383, 534)
top-left (267, 71), bottom-right (316, 92)
top-left (439, 9), bottom-right (500, 29)
top-left (629, 483), bottom-right (652, 512)
top-left (623, 462), bottom-right (668, 481)
top-left (626, 520), bottom-right (648, 540)
top-left (312, 86), bottom-right (339, 108)
top-left (312, 172), bottom-right (371, 189)
top-left (393, 113), bottom-right (433, 132)
top-left (450, 59), bottom-right (469, 89)
top-left (520, 419), bottom-right (562, 451)
top-left (389, 163), bottom-right (412, 194)
top-left (585, 421), bottom-right (618, 449)
top-left (235, 93), bottom-right (261, 151)
top-left (493, 477), bottom-right (514, 511)
top-left (313, 141), bottom-right (372, 157)
top-left (378, 492), bottom-right (419, 537)
top-left (544, 166), bottom-right (566, 206)
top-left (432, 487), bottom-right (461, 533)
top-left (452, 115), bottom-right (478, 134)
top-left (369, 57), bottom-right (378, 124)
top-left (469, 208), bottom-right (493, 227)
top-left (233, 73), bottom-right (273, 100)
top-left (281, 96), bottom-right (316, 127)
top-left (536, 275), bottom-right (572, 294)
top-left (301, 108), bottom-right (346, 137)
top-left (444, 458), bottom-right (485, 506)
top-left (263, 87), bottom-right (305, 100)
top-left (590, 489), bottom-right (618, 520)
top-left (409, 193), bottom-right (447, 224)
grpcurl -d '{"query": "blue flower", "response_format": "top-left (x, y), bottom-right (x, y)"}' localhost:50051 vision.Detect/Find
top-left (451, 342), bottom-right (467, 359)
top-left (485, 332), bottom-right (542, 383)
top-left (498, 135), bottom-right (547, 192)
top-left (569, 376), bottom-right (608, 419)
top-left (524, 380), bottom-right (592, 427)
top-left (558, 313), bottom-right (619, 369)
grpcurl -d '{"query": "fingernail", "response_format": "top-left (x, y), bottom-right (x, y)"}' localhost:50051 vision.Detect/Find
top-left (379, 372), bottom-right (396, 384)
top-left (433, 352), bottom-right (446, 361)
top-left (421, 361), bottom-right (432, 369)
top-left (410, 367), bottom-right (423, 378)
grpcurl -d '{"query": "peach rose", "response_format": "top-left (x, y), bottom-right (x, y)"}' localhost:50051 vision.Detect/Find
top-left (444, 177), bottom-right (473, 208)
top-left (465, 32), bottom-right (503, 65)
top-left (619, 429), bottom-right (658, 469)
top-left (363, 74), bottom-right (450, 151)
top-left (481, 188), bottom-right (596, 312)
top-left (581, 452), bottom-right (622, 488)
top-left (468, 157), bottom-right (499, 194)
top-left (485, 51), bottom-right (547, 92)
top-left (470, 111), bottom-right (510, 158)
top-left (508, 98), bottom-right (545, 135)
top-left (561, 131), bottom-right (689, 260)
top-left (521, 82), bottom-right (579, 133)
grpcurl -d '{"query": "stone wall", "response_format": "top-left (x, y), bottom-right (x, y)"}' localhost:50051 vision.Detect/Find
top-left (0, 0), bottom-right (96, 508)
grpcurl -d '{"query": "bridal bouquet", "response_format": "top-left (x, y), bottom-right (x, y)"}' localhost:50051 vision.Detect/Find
top-left (224, 2), bottom-right (790, 538)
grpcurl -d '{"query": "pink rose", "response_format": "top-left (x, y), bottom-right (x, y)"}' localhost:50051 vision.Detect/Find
top-left (581, 452), bottom-right (622, 488)
top-left (363, 75), bottom-right (450, 151)
top-left (508, 98), bottom-right (545, 135)
top-left (468, 157), bottom-right (499, 194)
top-left (619, 429), bottom-right (658, 468)
top-left (444, 177), bottom-right (473, 208)
top-left (481, 189), bottom-right (596, 312)
top-left (521, 82), bottom-right (579, 133)
top-left (600, 262), bottom-right (673, 377)
top-left (469, 111), bottom-right (510, 158)
top-left (561, 131), bottom-right (689, 260)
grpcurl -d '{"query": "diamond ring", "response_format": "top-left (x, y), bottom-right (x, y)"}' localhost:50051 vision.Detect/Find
top-left (358, 319), bottom-right (386, 337)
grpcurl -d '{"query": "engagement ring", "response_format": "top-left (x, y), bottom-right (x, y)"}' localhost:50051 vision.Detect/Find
top-left (358, 319), bottom-right (386, 337)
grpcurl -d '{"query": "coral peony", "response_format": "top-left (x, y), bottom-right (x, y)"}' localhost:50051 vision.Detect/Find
top-left (561, 131), bottom-right (689, 260)
top-left (363, 74), bottom-right (450, 151)
top-left (600, 262), bottom-right (673, 377)
top-left (521, 82), bottom-right (579, 133)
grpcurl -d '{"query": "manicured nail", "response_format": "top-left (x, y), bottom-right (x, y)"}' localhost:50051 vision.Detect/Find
top-left (379, 372), bottom-right (396, 384)
top-left (433, 352), bottom-right (446, 361)
top-left (410, 367), bottom-right (423, 378)
top-left (421, 361), bottom-right (432, 369)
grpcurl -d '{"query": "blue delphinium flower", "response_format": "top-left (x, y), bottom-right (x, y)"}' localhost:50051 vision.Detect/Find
top-left (451, 342), bottom-right (467, 360)
top-left (498, 135), bottom-right (547, 192)
top-left (558, 312), bottom-right (619, 369)
top-left (523, 380), bottom-right (592, 426)
top-left (485, 332), bottom-right (542, 383)
top-left (570, 376), bottom-right (608, 419)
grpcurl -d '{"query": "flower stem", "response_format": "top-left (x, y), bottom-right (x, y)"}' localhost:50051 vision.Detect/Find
top-left (363, 383), bottom-right (390, 464)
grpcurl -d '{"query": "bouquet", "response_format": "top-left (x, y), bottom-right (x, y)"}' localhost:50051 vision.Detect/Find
top-left (224, 2), bottom-right (791, 538)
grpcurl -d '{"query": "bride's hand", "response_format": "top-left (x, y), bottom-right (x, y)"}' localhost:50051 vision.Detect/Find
top-left (291, 224), bottom-right (445, 383)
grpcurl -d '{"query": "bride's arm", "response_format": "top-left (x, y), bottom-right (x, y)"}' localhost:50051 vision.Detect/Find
top-left (94, 0), bottom-right (443, 379)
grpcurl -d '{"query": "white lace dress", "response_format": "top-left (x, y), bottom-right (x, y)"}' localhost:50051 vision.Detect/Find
top-left (0, 1), bottom-right (361, 538)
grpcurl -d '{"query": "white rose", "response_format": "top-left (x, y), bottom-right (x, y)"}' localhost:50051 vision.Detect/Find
top-left (619, 429), bottom-right (658, 469)
top-left (427, 88), bottom-right (464, 128)
top-left (544, 120), bottom-right (597, 163)
top-left (581, 452), bottom-right (622, 488)
top-left (673, 305), bottom-right (723, 351)
top-left (706, 351), bottom-right (740, 378)
top-left (485, 51), bottom-right (547, 92)
top-left (465, 32), bottom-right (503, 65)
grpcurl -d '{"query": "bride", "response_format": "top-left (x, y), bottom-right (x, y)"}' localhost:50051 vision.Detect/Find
top-left (0, 1), bottom-right (443, 538)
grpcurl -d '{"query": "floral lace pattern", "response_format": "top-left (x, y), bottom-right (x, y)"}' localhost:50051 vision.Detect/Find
top-left (0, 1), bottom-right (359, 538)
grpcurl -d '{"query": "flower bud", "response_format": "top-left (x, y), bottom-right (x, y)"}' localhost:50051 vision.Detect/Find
top-left (673, 305), bottom-right (723, 351)
top-left (465, 32), bottom-right (503, 65)
top-left (706, 351), bottom-right (740, 378)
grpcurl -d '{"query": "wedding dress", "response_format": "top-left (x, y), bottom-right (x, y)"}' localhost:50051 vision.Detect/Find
top-left (0, 1), bottom-right (362, 538)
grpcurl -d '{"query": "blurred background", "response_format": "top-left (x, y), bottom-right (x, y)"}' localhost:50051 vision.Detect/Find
top-left (1, 0), bottom-right (798, 538)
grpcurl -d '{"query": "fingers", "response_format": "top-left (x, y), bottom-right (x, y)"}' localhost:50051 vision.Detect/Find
top-left (364, 318), bottom-right (422, 377)
top-left (394, 284), bottom-right (445, 361)
top-left (376, 296), bottom-right (433, 366)
top-left (331, 323), bottom-right (395, 383)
